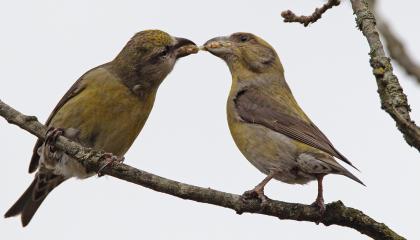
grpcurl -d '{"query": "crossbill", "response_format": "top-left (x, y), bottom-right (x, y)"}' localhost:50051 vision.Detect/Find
top-left (5, 29), bottom-right (197, 226)
top-left (203, 32), bottom-right (363, 211)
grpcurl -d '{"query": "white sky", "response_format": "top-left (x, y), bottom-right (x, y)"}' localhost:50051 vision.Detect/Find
top-left (1, 0), bottom-right (419, 239)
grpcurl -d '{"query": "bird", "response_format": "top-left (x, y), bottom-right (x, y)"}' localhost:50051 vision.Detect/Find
top-left (202, 32), bottom-right (363, 212)
top-left (4, 29), bottom-right (198, 226)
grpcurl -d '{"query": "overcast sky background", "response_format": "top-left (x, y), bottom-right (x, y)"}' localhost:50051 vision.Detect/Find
top-left (1, 0), bottom-right (419, 239)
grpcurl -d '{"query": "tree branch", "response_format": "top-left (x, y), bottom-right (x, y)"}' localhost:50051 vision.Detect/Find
top-left (0, 98), bottom-right (405, 239)
top-left (281, 0), bottom-right (420, 151)
top-left (368, 0), bottom-right (420, 85)
top-left (281, 0), bottom-right (341, 27)
top-left (349, 0), bottom-right (420, 151)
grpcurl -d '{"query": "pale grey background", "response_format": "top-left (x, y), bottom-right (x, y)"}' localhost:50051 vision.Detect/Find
top-left (1, 0), bottom-right (419, 239)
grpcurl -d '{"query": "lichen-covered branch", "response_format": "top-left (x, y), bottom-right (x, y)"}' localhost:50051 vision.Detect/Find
top-left (281, 0), bottom-right (420, 150)
top-left (281, 0), bottom-right (340, 27)
top-left (368, 0), bottom-right (420, 85)
top-left (0, 99), bottom-right (405, 240)
top-left (350, 0), bottom-right (420, 151)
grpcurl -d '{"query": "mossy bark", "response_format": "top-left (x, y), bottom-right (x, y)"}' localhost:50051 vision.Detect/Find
top-left (0, 99), bottom-right (405, 239)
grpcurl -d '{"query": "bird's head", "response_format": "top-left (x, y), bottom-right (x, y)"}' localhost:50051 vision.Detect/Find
top-left (113, 30), bottom-right (197, 91)
top-left (203, 32), bottom-right (283, 75)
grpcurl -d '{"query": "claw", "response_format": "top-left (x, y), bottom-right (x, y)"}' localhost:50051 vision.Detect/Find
top-left (242, 189), bottom-right (271, 204)
top-left (311, 198), bottom-right (325, 225)
top-left (311, 198), bottom-right (325, 214)
top-left (241, 172), bottom-right (275, 205)
top-left (45, 127), bottom-right (64, 152)
top-left (97, 153), bottom-right (124, 177)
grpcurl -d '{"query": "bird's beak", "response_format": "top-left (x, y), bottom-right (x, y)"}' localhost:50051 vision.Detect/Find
top-left (202, 36), bottom-right (233, 57)
top-left (174, 37), bottom-right (198, 59)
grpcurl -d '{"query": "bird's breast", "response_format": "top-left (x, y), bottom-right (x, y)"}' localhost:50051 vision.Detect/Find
top-left (50, 68), bottom-right (156, 157)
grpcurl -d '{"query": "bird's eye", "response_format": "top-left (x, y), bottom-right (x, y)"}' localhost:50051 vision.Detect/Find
top-left (159, 46), bottom-right (170, 57)
top-left (239, 35), bottom-right (249, 42)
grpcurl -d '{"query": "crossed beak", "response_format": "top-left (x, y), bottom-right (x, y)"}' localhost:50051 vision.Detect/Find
top-left (174, 37), bottom-right (198, 59)
top-left (202, 36), bottom-right (233, 57)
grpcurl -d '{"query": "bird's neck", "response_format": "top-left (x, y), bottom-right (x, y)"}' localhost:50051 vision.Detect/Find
top-left (230, 67), bottom-right (290, 93)
top-left (107, 60), bottom-right (160, 99)
top-left (230, 70), bottom-right (310, 123)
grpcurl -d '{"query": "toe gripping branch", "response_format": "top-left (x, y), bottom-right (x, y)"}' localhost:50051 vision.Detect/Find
top-left (97, 153), bottom-right (125, 177)
top-left (45, 127), bottom-right (65, 153)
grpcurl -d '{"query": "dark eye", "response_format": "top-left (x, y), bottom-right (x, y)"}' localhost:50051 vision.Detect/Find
top-left (159, 46), bottom-right (171, 57)
top-left (239, 35), bottom-right (249, 42)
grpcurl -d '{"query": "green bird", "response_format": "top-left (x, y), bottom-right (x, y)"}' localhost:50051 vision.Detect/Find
top-left (5, 29), bottom-right (197, 226)
top-left (203, 32), bottom-right (363, 211)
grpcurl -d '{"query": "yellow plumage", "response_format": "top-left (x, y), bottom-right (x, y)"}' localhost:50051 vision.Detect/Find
top-left (5, 29), bottom-right (197, 226)
top-left (50, 68), bottom-right (156, 156)
top-left (204, 32), bottom-right (362, 210)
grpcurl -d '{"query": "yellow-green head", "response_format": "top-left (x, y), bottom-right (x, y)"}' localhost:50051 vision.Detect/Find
top-left (203, 32), bottom-right (284, 74)
top-left (112, 29), bottom-right (198, 91)
top-left (204, 32), bottom-right (304, 120)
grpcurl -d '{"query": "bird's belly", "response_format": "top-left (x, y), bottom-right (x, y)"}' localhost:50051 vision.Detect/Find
top-left (228, 120), bottom-right (314, 184)
top-left (56, 154), bottom-right (94, 179)
top-left (47, 73), bottom-right (156, 178)
top-left (38, 145), bottom-right (94, 179)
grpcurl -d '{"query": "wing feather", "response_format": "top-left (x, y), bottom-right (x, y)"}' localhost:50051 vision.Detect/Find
top-left (234, 87), bottom-right (357, 170)
top-left (28, 64), bottom-right (107, 173)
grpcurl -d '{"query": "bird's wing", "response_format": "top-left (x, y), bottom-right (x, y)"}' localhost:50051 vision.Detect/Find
top-left (234, 87), bottom-right (357, 169)
top-left (28, 64), bottom-right (106, 173)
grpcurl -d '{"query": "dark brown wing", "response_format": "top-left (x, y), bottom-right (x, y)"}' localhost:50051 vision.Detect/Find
top-left (234, 87), bottom-right (357, 169)
top-left (28, 64), bottom-right (107, 173)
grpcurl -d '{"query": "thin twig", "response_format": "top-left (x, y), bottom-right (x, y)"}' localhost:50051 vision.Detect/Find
top-left (0, 99), bottom-right (406, 240)
top-left (281, 0), bottom-right (341, 27)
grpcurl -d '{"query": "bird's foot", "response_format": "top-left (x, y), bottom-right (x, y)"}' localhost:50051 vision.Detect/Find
top-left (45, 127), bottom-right (65, 152)
top-left (241, 188), bottom-right (271, 205)
top-left (97, 153), bottom-right (125, 177)
top-left (311, 197), bottom-right (325, 224)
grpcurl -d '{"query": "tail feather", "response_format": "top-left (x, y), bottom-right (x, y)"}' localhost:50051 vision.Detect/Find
top-left (340, 168), bottom-right (366, 186)
top-left (20, 195), bottom-right (49, 227)
top-left (4, 178), bottom-right (37, 218)
top-left (316, 155), bottom-right (365, 186)
top-left (4, 172), bottom-right (65, 226)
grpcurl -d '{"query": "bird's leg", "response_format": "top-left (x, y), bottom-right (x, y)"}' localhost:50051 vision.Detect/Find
top-left (97, 153), bottom-right (125, 177)
top-left (45, 127), bottom-right (65, 152)
top-left (311, 174), bottom-right (326, 214)
top-left (42, 127), bottom-right (65, 166)
top-left (242, 172), bottom-right (276, 204)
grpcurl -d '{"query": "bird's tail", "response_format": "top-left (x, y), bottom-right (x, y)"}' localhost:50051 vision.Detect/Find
top-left (4, 171), bottom-right (65, 226)
top-left (318, 156), bottom-right (365, 186)
top-left (339, 167), bottom-right (365, 186)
